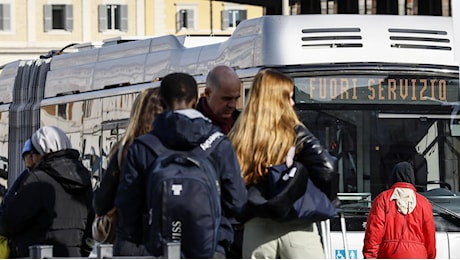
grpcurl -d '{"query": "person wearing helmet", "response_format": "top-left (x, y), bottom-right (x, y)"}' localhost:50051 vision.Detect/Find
top-left (0, 138), bottom-right (37, 214)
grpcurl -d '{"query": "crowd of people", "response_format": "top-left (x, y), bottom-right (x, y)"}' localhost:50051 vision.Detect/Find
top-left (0, 65), bottom-right (436, 259)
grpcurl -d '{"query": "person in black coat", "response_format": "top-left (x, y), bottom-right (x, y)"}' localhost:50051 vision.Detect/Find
top-left (114, 73), bottom-right (247, 257)
top-left (0, 126), bottom-right (94, 258)
top-left (93, 87), bottom-right (164, 244)
top-left (196, 65), bottom-right (244, 258)
top-left (0, 139), bottom-right (37, 215)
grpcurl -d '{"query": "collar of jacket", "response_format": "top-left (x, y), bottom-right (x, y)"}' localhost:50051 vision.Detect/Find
top-left (390, 182), bottom-right (416, 191)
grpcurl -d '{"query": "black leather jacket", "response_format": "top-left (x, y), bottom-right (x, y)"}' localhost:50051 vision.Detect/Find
top-left (295, 124), bottom-right (338, 200)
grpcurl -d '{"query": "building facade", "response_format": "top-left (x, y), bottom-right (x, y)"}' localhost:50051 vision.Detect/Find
top-left (222, 0), bottom-right (451, 16)
top-left (0, 0), bottom-right (263, 66)
top-left (0, 0), bottom-right (453, 66)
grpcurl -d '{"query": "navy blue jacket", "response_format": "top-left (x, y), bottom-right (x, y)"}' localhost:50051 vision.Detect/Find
top-left (114, 109), bottom-right (247, 256)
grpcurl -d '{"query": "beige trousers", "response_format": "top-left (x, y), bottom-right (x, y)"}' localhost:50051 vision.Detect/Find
top-left (243, 217), bottom-right (325, 259)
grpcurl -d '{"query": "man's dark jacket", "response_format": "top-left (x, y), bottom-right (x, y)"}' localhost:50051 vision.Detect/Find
top-left (114, 109), bottom-right (247, 257)
top-left (0, 149), bottom-right (94, 258)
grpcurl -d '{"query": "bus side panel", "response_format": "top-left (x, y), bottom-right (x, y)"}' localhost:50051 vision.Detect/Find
top-left (436, 232), bottom-right (449, 258)
top-left (329, 231), bottom-right (364, 259)
top-left (328, 231), bottom-right (457, 259)
top-left (447, 233), bottom-right (460, 258)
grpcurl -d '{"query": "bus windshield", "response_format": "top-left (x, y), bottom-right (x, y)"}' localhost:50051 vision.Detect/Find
top-left (291, 71), bottom-right (460, 223)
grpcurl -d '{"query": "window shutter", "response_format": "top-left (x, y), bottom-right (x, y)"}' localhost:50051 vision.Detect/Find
top-left (187, 9), bottom-right (194, 29)
top-left (0, 4), bottom-right (10, 31)
top-left (65, 5), bottom-right (73, 32)
top-left (4, 4), bottom-right (10, 30)
top-left (44, 5), bottom-right (52, 32)
top-left (221, 10), bottom-right (229, 30)
top-left (120, 5), bottom-right (128, 32)
top-left (176, 11), bottom-right (181, 32)
top-left (98, 5), bottom-right (107, 32)
top-left (0, 5), bottom-right (3, 30)
top-left (240, 10), bottom-right (247, 21)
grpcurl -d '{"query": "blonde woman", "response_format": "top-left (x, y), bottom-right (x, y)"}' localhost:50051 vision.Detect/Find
top-left (228, 68), bottom-right (337, 259)
top-left (93, 87), bottom-right (164, 250)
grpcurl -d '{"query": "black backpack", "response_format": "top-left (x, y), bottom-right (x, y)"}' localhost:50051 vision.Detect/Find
top-left (137, 132), bottom-right (224, 258)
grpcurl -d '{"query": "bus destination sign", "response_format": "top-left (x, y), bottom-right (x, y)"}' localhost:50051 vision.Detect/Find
top-left (295, 76), bottom-right (457, 104)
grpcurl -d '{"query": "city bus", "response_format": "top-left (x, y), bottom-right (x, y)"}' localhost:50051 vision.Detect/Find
top-left (1, 14), bottom-right (460, 258)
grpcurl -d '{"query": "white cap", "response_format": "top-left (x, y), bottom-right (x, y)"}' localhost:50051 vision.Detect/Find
top-left (31, 126), bottom-right (72, 155)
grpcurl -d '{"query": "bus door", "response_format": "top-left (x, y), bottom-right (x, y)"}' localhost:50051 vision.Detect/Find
top-left (296, 109), bottom-right (362, 194)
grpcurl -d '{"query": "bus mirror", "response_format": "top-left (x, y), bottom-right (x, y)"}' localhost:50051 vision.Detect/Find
top-left (450, 105), bottom-right (460, 136)
top-left (450, 120), bottom-right (460, 136)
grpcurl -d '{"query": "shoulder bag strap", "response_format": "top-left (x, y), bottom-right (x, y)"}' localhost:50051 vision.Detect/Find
top-left (191, 131), bottom-right (225, 158)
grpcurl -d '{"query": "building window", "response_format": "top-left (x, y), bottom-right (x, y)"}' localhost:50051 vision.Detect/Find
top-left (418, 0), bottom-right (442, 15)
top-left (376, 0), bottom-right (399, 14)
top-left (44, 4), bottom-right (73, 32)
top-left (98, 4), bottom-right (128, 32)
top-left (107, 5), bottom-right (119, 29)
top-left (176, 9), bottom-right (195, 31)
top-left (0, 4), bottom-right (11, 31)
top-left (58, 104), bottom-right (67, 119)
top-left (83, 100), bottom-right (92, 118)
top-left (221, 9), bottom-right (247, 30)
top-left (52, 5), bottom-right (65, 29)
top-left (336, 0), bottom-right (359, 14)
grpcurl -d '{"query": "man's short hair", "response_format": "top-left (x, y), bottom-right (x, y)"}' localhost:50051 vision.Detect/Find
top-left (160, 72), bottom-right (198, 109)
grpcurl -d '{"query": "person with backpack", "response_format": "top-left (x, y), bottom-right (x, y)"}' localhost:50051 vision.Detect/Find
top-left (114, 72), bottom-right (247, 258)
top-left (92, 87), bottom-right (164, 245)
top-left (228, 68), bottom-right (337, 258)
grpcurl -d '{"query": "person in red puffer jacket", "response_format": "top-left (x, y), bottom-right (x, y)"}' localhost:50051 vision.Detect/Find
top-left (363, 161), bottom-right (436, 259)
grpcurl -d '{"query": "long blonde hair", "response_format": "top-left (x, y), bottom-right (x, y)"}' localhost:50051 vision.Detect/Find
top-left (109, 87), bottom-right (164, 173)
top-left (228, 69), bottom-right (301, 185)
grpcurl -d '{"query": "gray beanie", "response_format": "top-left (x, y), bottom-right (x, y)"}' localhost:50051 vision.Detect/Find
top-left (31, 126), bottom-right (72, 155)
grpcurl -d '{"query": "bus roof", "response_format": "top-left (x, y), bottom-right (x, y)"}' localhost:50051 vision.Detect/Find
top-left (0, 14), bottom-right (456, 102)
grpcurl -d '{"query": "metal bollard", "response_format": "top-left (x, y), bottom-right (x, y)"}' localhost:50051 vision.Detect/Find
top-left (96, 243), bottom-right (113, 259)
top-left (163, 241), bottom-right (181, 259)
top-left (29, 245), bottom-right (53, 259)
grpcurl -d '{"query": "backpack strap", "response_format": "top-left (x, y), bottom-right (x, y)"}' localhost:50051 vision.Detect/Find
top-left (190, 131), bottom-right (226, 194)
top-left (191, 131), bottom-right (225, 157)
top-left (136, 133), bottom-right (172, 157)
